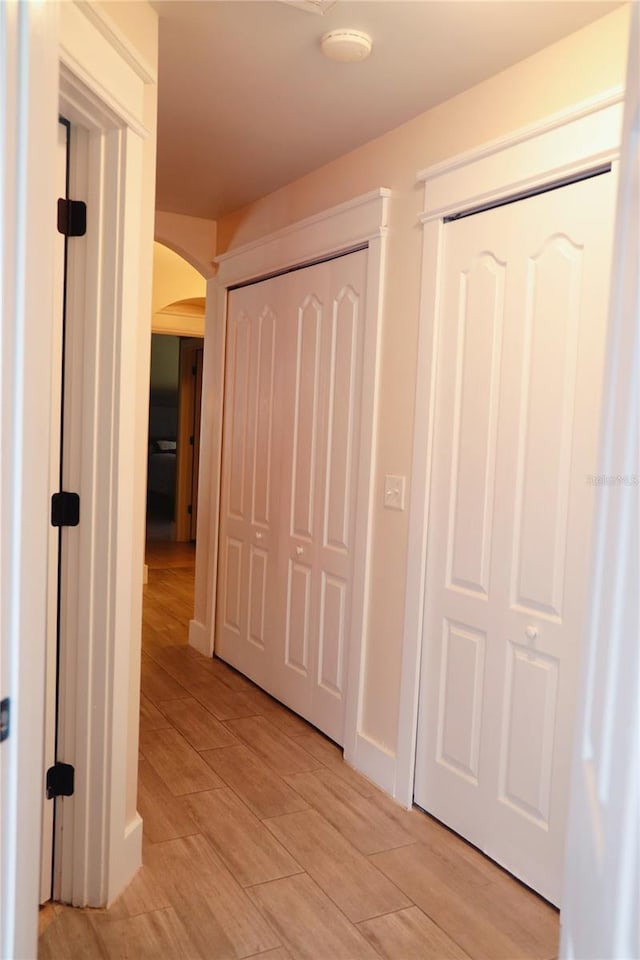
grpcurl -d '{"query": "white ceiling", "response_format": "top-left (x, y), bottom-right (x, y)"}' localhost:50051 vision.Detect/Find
top-left (152, 0), bottom-right (620, 220)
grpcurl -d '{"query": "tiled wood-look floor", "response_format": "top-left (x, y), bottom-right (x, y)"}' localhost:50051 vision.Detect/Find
top-left (39, 542), bottom-right (559, 960)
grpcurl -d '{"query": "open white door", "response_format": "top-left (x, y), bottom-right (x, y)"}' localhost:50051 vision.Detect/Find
top-left (0, 3), bottom-right (58, 958)
top-left (560, 9), bottom-right (639, 958)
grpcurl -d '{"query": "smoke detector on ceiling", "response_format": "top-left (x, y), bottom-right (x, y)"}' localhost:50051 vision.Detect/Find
top-left (320, 29), bottom-right (372, 63)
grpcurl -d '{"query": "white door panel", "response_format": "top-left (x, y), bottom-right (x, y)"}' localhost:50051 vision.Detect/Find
top-left (415, 171), bottom-right (617, 904)
top-left (217, 250), bottom-right (367, 744)
top-left (217, 279), bottom-right (281, 685)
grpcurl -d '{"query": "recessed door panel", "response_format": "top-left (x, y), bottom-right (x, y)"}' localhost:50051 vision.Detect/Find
top-left (447, 255), bottom-right (504, 598)
top-left (324, 287), bottom-right (359, 552)
top-left (291, 296), bottom-right (322, 541)
top-left (499, 644), bottom-right (558, 826)
top-left (248, 546), bottom-right (268, 649)
top-left (318, 572), bottom-right (346, 696)
top-left (286, 560), bottom-right (311, 675)
top-left (436, 621), bottom-right (485, 783)
top-left (511, 238), bottom-right (582, 619)
top-left (227, 313), bottom-right (251, 520)
top-left (252, 308), bottom-right (276, 528)
top-left (224, 538), bottom-right (243, 633)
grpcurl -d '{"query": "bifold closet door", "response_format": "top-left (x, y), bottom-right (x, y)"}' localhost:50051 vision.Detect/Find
top-left (272, 251), bottom-right (367, 744)
top-left (216, 249), bottom-right (367, 744)
top-left (216, 276), bottom-right (282, 689)
top-left (413, 170), bottom-right (617, 904)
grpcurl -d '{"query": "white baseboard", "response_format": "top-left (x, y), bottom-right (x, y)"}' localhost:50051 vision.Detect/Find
top-left (142, 563), bottom-right (148, 585)
top-left (188, 618), bottom-right (211, 657)
top-left (107, 812), bottom-right (142, 907)
top-left (345, 731), bottom-right (398, 798)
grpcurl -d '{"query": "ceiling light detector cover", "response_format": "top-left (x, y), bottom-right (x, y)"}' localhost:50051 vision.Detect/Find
top-left (321, 29), bottom-right (373, 62)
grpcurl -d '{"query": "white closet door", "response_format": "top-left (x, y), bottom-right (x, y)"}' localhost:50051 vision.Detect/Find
top-left (273, 251), bottom-right (367, 743)
top-left (216, 249), bottom-right (367, 745)
top-left (216, 277), bottom-right (281, 687)
top-left (414, 171), bottom-right (617, 904)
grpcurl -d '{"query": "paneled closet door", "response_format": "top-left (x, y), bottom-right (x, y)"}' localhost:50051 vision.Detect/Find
top-left (216, 277), bottom-right (281, 688)
top-left (273, 250), bottom-right (367, 744)
top-left (216, 249), bottom-right (367, 745)
top-left (413, 170), bottom-right (617, 904)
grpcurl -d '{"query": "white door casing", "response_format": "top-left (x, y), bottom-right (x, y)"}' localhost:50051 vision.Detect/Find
top-left (217, 250), bottom-right (367, 744)
top-left (193, 190), bottom-right (390, 782)
top-left (560, 8), bottom-right (639, 957)
top-left (413, 168), bottom-right (618, 905)
top-left (56, 14), bottom-right (156, 904)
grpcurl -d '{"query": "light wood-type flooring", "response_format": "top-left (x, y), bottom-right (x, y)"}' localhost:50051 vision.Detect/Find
top-left (39, 541), bottom-right (559, 960)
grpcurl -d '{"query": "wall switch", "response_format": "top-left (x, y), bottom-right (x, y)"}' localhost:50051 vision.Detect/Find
top-left (384, 474), bottom-right (406, 511)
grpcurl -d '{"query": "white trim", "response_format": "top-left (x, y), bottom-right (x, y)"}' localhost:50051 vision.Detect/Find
top-left (195, 191), bottom-right (392, 786)
top-left (215, 189), bottom-right (390, 286)
top-left (59, 1), bottom-right (150, 141)
top-left (349, 734), bottom-right (397, 798)
top-left (417, 87), bottom-right (623, 183)
top-left (397, 94), bottom-right (624, 808)
top-left (77, 2), bottom-right (157, 85)
top-left (417, 89), bottom-right (623, 224)
top-left (188, 619), bottom-right (210, 657)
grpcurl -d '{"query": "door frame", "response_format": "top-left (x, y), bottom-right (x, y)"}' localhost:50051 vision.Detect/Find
top-left (54, 1), bottom-right (156, 907)
top-left (190, 189), bottom-right (391, 781)
top-left (395, 88), bottom-right (624, 807)
top-left (1, 5), bottom-right (156, 955)
top-left (176, 337), bottom-right (204, 542)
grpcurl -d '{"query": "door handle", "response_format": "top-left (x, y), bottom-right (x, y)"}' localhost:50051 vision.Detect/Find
top-left (255, 531), bottom-right (263, 540)
top-left (296, 546), bottom-right (304, 556)
top-left (525, 625), bottom-right (538, 642)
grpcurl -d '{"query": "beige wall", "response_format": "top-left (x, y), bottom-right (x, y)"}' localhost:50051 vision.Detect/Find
top-left (155, 210), bottom-right (217, 279)
top-left (214, 7), bottom-right (630, 755)
top-left (152, 241), bottom-right (207, 315)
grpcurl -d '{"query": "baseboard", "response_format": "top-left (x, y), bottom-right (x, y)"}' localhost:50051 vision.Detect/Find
top-left (107, 812), bottom-right (142, 906)
top-left (188, 618), bottom-right (211, 657)
top-left (345, 731), bottom-right (397, 797)
top-left (142, 563), bottom-right (148, 585)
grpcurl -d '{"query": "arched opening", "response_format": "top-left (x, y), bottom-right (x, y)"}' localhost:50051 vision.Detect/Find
top-left (145, 242), bottom-right (206, 619)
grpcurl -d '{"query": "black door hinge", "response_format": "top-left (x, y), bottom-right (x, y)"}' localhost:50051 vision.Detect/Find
top-left (187, 505), bottom-right (192, 515)
top-left (192, 365), bottom-right (197, 377)
top-left (57, 198), bottom-right (87, 237)
top-left (189, 435), bottom-right (194, 446)
top-left (0, 698), bottom-right (10, 743)
top-left (51, 492), bottom-right (80, 527)
top-left (46, 762), bottom-right (75, 799)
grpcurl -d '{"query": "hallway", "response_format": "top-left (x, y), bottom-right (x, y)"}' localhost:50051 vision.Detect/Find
top-left (38, 545), bottom-right (559, 960)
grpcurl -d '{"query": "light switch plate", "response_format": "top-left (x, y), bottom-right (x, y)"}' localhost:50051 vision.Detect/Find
top-left (384, 474), bottom-right (406, 511)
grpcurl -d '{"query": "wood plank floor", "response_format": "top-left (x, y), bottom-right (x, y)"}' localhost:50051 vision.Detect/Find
top-left (39, 541), bottom-right (559, 960)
